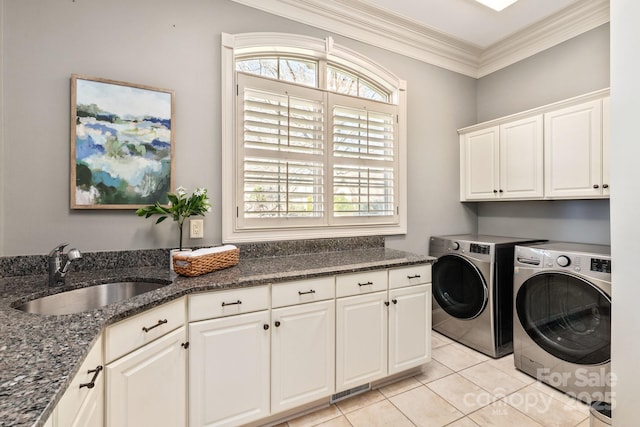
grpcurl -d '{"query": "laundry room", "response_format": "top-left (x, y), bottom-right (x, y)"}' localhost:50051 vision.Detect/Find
top-left (2, 0), bottom-right (639, 426)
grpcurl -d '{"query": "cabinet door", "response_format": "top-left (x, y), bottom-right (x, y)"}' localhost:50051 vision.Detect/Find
top-left (499, 115), bottom-right (544, 199)
top-left (544, 99), bottom-right (603, 198)
top-left (189, 311), bottom-right (270, 427)
top-left (336, 291), bottom-right (388, 392)
top-left (56, 336), bottom-right (103, 427)
top-left (460, 126), bottom-right (499, 200)
top-left (271, 300), bottom-right (335, 413)
top-left (388, 284), bottom-right (431, 375)
top-left (602, 96), bottom-right (610, 196)
top-left (106, 326), bottom-right (187, 427)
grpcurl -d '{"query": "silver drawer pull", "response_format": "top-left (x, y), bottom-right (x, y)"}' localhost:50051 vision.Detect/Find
top-left (407, 274), bottom-right (421, 279)
top-left (142, 319), bottom-right (168, 333)
top-left (358, 281), bottom-right (373, 287)
top-left (298, 289), bottom-right (316, 295)
top-left (222, 300), bottom-right (242, 307)
top-left (79, 365), bottom-right (103, 389)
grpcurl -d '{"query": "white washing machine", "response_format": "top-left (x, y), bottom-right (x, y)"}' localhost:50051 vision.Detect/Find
top-left (513, 242), bottom-right (611, 404)
top-left (429, 235), bottom-right (545, 358)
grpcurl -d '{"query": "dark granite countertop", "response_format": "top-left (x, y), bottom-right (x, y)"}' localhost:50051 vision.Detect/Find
top-left (0, 247), bottom-right (433, 427)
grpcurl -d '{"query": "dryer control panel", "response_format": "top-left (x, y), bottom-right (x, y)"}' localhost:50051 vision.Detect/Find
top-left (470, 243), bottom-right (490, 255)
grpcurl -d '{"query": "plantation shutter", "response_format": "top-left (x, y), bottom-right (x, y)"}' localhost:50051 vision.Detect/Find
top-left (330, 93), bottom-right (398, 224)
top-left (237, 73), bottom-right (325, 228)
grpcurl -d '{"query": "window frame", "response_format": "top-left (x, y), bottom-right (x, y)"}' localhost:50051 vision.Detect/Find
top-left (221, 32), bottom-right (407, 243)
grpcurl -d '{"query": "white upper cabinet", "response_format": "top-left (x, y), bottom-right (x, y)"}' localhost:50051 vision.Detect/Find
top-left (459, 89), bottom-right (609, 202)
top-left (460, 116), bottom-right (543, 201)
top-left (460, 126), bottom-right (499, 200)
top-left (602, 96), bottom-right (611, 197)
top-left (499, 115), bottom-right (544, 199)
top-left (544, 99), bottom-right (603, 198)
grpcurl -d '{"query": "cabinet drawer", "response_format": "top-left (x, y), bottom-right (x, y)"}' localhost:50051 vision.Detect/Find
top-left (272, 276), bottom-right (335, 308)
top-left (105, 298), bottom-right (185, 363)
top-left (336, 270), bottom-right (387, 298)
top-left (189, 286), bottom-right (269, 321)
top-left (57, 335), bottom-right (103, 426)
top-left (389, 264), bottom-right (431, 289)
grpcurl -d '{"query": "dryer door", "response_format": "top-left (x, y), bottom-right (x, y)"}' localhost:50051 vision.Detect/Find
top-left (516, 272), bottom-right (611, 365)
top-left (432, 254), bottom-right (488, 320)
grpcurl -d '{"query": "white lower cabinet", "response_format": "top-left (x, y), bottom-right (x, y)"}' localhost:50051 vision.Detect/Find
top-left (336, 266), bottom-right (432, 392)
top-left (271, 299), bottom-right (335, 413)
top-left (104, 299), bottom-right (188, 427)
top-left (48, 336), bottom-right (104, 427)
top-left (336, 291), bottom-right (388, 392)
top-left (105, 326), bottom-right (188, 427)
top-left (388, 284), bottom-right (431, 375)
top-left (188, 310), bottom-right (270, 427)
top-left (44, 263), bottom-right (430, 427)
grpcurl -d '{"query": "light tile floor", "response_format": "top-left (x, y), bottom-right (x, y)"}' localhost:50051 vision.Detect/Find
top-left (277, 331), bottom-right (590, 427)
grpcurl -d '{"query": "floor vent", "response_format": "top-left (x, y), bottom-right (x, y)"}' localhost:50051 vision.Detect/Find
top-left (330, 384), bottom-right (371, 403)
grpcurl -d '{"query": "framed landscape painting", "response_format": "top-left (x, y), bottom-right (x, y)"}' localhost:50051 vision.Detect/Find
top-left (70, 74), bottom-right (175, 209)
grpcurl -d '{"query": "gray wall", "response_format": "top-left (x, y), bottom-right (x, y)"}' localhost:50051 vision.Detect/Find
top-left (477, 24), bottom-right (611, 123)
top-left (475, 24), bottom-right (611, 245)
top-left (0, 0), bottom-right (476, 256)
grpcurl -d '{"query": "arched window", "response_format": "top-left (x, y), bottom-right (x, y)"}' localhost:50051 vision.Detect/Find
top-left (221, 33), bottom-right (407, 242)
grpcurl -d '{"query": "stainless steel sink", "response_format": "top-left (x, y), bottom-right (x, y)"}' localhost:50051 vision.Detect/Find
top-left (15, 281), bottom-right (170, 315)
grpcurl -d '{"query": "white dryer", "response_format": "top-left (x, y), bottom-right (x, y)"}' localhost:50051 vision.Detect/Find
top-left (513, 242), bottom-right (611, 404)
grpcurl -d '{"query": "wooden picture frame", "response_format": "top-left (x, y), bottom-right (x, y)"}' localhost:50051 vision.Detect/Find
top-left (70, 74), bottom-right (175, 209)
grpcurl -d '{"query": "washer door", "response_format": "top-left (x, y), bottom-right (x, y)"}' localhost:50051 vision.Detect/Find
top-left (516, 272), bottom-right (611, 365)
top-left (432, 254), bottom-right (488, 320)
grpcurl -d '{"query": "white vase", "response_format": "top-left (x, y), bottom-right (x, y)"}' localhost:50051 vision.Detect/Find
top-left (170, 248), bottom-right (192, 271)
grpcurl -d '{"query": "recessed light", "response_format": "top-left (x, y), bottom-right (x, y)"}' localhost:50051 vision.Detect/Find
top-left (474, 0), bottom-right (519, 12)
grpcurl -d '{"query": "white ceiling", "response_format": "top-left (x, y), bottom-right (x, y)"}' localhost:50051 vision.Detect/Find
top-left (231, 0), bottom-right (609, 77)
top-left (363, 0), bottom-right (581, 49)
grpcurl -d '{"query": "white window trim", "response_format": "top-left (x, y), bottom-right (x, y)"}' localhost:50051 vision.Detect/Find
top-left (221, 32), bottom-right (407, 243)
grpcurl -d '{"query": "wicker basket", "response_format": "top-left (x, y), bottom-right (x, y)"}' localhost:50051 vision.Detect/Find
top-left (173, 247), bottom-right (240, 277)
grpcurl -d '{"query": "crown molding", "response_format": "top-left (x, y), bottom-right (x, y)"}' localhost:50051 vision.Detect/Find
top-left (230, 0), bottom-right (609, 78)
top-left (478, 0), bottom-right (610, 77)
top-left (231, 0), bottom-right (481, 77)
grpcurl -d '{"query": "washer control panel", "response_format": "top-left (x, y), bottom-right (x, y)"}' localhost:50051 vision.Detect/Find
top-left (591, 258), bottom-right (612, 274)
top-left (548, 254), bottom-right (581, 270)
top-left (514, 244), bottom-right (611, 282)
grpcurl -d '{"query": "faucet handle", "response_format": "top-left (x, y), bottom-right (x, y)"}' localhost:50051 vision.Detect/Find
top-left (48, 243), bottom-right (69, 257)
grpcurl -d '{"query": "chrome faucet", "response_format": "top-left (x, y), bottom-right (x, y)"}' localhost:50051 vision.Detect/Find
top-left (48, 243), bottom-right (83, 286)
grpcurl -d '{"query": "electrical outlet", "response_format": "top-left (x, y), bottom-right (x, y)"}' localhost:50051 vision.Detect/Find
top-left (190, 219), bottom-right (204, 239)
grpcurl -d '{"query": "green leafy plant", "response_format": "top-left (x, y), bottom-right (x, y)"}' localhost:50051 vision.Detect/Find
top-left (136, 186), bottom-right (211, 250)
